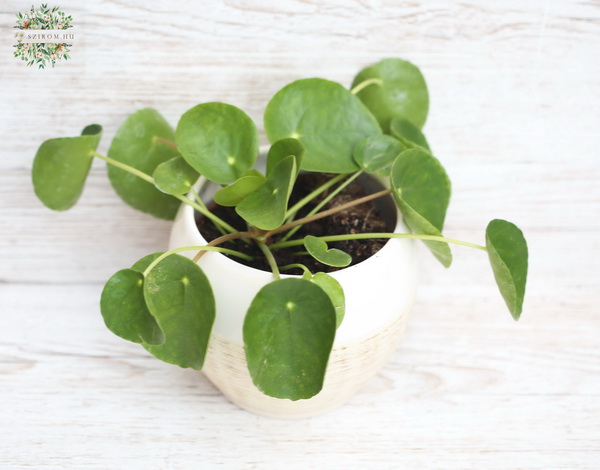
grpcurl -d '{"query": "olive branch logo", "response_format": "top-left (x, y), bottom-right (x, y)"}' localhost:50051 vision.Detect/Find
top-left (13, 4), bottom-right (73, 69)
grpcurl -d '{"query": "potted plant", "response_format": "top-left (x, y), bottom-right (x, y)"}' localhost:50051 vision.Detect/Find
top-left (31, 58), bottom-right (528, 418)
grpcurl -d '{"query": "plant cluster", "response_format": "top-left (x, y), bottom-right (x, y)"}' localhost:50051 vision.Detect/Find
top-left (32, 58), bottom-right (528, 400)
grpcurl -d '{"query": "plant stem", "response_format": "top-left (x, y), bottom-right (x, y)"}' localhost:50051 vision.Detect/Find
top-left (256, 240), bottom-right (280, 280)
top-left (285, 173), bottom-right (348, 222)
top-left (350, 78), bottom-right (383, 95)
top-left (90, 151), bottom-right (237, 233)
top-left (265, 189), bottom-right (392, 239)
top-left (269, 232), bottom-right (488, 251)
top-left (280, 170), bottom-right (363, 243)
top-left (142, 245), bottom-right (253, 277)
top-left (192, 231), bottom-right (255, 262)
top-left (280, 263), bottom-right (312, 277)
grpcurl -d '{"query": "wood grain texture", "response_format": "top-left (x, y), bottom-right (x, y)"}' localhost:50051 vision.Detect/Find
top-left (1, 0), bottom-right (599, 468)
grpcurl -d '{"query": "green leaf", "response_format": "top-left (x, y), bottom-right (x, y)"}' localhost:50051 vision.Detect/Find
top-left (485, 219), bottom-right (528, 320)
top-left (352, 134), bottom-right (406, 175)
top-left (176, 102), bottom-right (259, 185)
top-left (310, 273), bottom-right (345, 329)
top-left (352, 58), bottom-right (429, 132)
top-left (236, 155), bottom-right (296, 230)
top-left (32, 124), bottom-right (102, 211)
top-left (304, 235), bottom-right (352, 268)
top-left (153, 156), bottom-right (199, 195)
top-left (390, 117), bottom-right (431, 152)
top-left (213, 169), bottom-right (266, 207)
top-left (390, 148), bottom-right (452, 267)
top-left (134, 253), bottom-right (216, 370)
top-left (264, 78), bottom-right (382, 173)
top-left (100, 269), bottom-right (164, 345)
top-left (243, 278), bottom-right (336, 400)
top-left (266, 138), bottom-right (304, 177)
top-left (107, 108), bottom-right (180, 220)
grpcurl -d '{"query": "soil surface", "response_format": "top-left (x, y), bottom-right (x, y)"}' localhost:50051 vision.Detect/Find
top-left (195, 172), bottom-right (396, 275)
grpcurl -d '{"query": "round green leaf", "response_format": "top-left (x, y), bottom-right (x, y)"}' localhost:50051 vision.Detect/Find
top-left (304, 235), bottom-right (352, 268)
top-left (213, 170), bottom-right (266, 207)
top-left (100, 268), bottom-right (164, 345)
top-left (107, 108), bottom-right (180, 220)
top-left (266, 138), bottom-right (304, 177)
top-left (352, 134), bottom-right (406, 175)
top-left (176, 102), bottom-right (259, 185)
top-left (236, 155), bottom-right (297, 230)
top-left (310, 273), bottom-right (345, 329)
top-left (32, 124), bottom-right (102, 211)
top-left (153, 156), bottom-right (200, 195)
top-left (390, 117), bottom-right (431, 152)
top-left (142, 254), bottom-right (216, 370)
top-left (391, 148), bottom-right (452, 267)
top-left (485, 219), bottom-right (528, 320)
top-left (243, 278), bottom-right (336, 400)
top-left (264, 78), bottom-right (382, 173)
top-left (352, 58), bottom-right (429, 131)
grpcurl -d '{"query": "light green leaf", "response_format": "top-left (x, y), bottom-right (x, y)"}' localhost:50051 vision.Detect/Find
top-left (100, 268), bottom-right (164, 345)
top-left (243, 278), bottom-right (336, 400)
top-left (264, 78), bottom-right (382, 173)
top-left (153, 156), bottom-right (200, 195)
top-left (213, 170), bottom-right (266, 207)
top-left (352, 134), bottom-right (406, 175)
top-left (134, 253), bottom-right (216, 370)
top-left (390, 117), bottom-right (431, 152)
top-left (352, 58), bottom-right (429, 132)
top-left (235, 155), bottom-right (297, 230)
top-left (391, 148), bottom-right (452, 267)
top-left (266, 138), bottom-right (304, 177)
top-left (32, 124), bottom-right (102, 211)
top-left (107, 108), bottom-right (180, 220)
top-left (486, 219), bottom-right (528, 320)
top-left (310, 273), bottom-right (346, 329)
top-left (176, 102), bottom-right (259, 185)
top-left (304, 235), bottom-right (352, 268)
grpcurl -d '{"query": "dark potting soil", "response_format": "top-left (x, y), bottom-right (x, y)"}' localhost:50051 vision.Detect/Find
top-left (195, 172), bottom-right (397, 275)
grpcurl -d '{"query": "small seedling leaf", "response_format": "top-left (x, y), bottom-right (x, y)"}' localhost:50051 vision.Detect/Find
top-left (391, 148), bottom-right (452, 267)
top-left (176, 102), bottom-right (259, 185)
top-left (352, 134), bottom-right (406, 175)
top-left (310, 272), bottom-right (346, 328)
top-left (352, 58), bottom-right (429, 132)
top-left (213, 170), bottom-right (266, 207)
top-left (486, 219), bottom-right (529, 320)
top-left (100, 268), bottom-right (164, 345)
top-left (107, 108), bottom-right (180, 219)
top-left (153, 156), bottom-right (200, 195)
top-left (304, 235), bottom-right (352, 268)
top-left (266, 138), bottom-right (304, 177)
top-left (243, 278), bottom-right (336, 400)
top-left (390, 117), bottom-right (431, 152)
top-left (32, 124), bottom-right (102, 211)
top-left (264, 78), bottom-right (381, 173)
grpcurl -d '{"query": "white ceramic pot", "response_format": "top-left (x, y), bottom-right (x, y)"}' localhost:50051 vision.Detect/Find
top-left (169, 169), bottom-right (418, 418)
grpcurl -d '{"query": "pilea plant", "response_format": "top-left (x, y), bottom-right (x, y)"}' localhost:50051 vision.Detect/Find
top-left (32, 58), bottom-right (528, 401)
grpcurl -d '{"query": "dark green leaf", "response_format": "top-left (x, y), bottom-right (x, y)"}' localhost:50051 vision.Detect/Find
top-left (266, 138), bottom-right (304, 177)
top-left (486, 219), bottom-right (528, 320)
top-left (304, 236), bottom-right (352, 268)
top-left (390, 117), bottom-right (431, 152)
top-left (213, 169), bottom-right (266, 207)
top-left (310, 273), bottom-right (345, 329)
top-left (352, 134), bottom-right (406, 175)
top-left (100, 269), bottom-right (164, 345)
top-left (391, 148), bottom-right (452, 267)
top-left (243, 278), bottom-right (336, 400)
top-left (176, 102), bottom-right (259, 185)
top-left (352, 58), bottom-right (429, 132)
top-left (107, 108), bottom-right (180, 220)
top-left (264, 78), bottom-right (382, 173)
top-left (140, 254), bottom-right (216, 370)
top-left (236, 155), bottom-right (296, 230)
top-left (32, 124), bottom-right (102, 211)
top-left (153, 156), bottom-right (199, 195)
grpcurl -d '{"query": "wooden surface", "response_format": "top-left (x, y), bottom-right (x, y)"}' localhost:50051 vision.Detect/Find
top-left (1, 0), bottom-right (599, 468)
